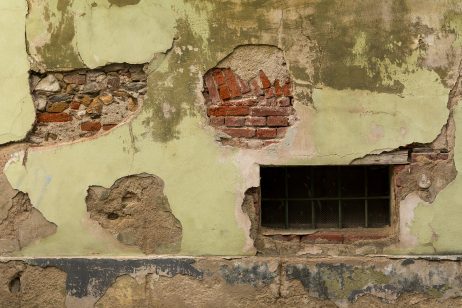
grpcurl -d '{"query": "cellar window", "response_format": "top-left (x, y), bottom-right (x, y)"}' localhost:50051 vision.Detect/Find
top-left (260, 166), bottom-right (390, 229)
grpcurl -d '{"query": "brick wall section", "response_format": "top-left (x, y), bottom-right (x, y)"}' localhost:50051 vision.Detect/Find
top-left (29, 63), bottom-right (146, 145)
top-left (203, 68), bottom-right (295, 148)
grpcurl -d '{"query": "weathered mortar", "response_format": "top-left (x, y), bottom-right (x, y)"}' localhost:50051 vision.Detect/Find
top-left (29, 64), bottom-right (146, 145)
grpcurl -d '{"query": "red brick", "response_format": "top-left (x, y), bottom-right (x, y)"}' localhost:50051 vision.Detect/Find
top-left (102, 124), bottom-right (117, 131)
top-left (264, 87), bottom-right (274, 98)
top-left (274, 79), bottom-right (283, 96)
top-left (70, 101), bottom-right (81, 110)
top-left (282, 80), bottom-right (292, 96)
top-left (81, 121), bottom-right (102, 132)
top-left (213, 69), bottom-right (225, 86)
top-left (259, 70), bottom-right (271, 89)
top-left (250, 107), bottom-right (292, 116)
top-left (218, 85), bottom-right (231, 100)
top-left (277, 97), bottom-right (291, 107)
top-left (205, 73), bottom-right (220, 104)
top-left (223, 69), bottom-right (241, 98)
top-left (237, 76), bottom-right (251, 94)
top-left (209, 116), bottom-right (224, 126)
top-left (37, 112), bottom-right (72, 123)
top-left (250, 78), bottom-right (263, 96)
top-left (223, 128), bottom-right (255, 138)
top-left (207, 106), bottom-right (250, 116)
top-left (277, 127), bottom-right (288, 138)
top-left (267, 116), bottom-right (289, 127)
top-left (256, 128), bottom-right (277, 139)
top-left (225, 116), bottom-right (245, 127)
top-left (245, 117), bottom-right (266, 126)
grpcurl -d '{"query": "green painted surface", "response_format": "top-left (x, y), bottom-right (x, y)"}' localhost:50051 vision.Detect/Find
top-left (27, 0), bottom-right (84, 70)
top-left (2, 0), bottom-right (462, 255)
top-left (5, 114), bottom-right (245, 255)
top-left (74, 0), bottom-right (176, 68)
top-left (0, 0), bottom-right (35, 144)
top-left (410, 103), bottom-right (462, 254)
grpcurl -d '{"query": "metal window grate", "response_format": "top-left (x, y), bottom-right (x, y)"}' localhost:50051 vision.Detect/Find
top-left (260, 166), bottom-right (390, 229)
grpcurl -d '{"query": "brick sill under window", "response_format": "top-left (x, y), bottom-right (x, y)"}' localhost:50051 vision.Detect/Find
top-left (260, 226), bottom-right (393, 244)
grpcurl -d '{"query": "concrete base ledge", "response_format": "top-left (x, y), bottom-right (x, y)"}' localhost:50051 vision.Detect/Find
top-left (1, 255), bottom-right (462, 307)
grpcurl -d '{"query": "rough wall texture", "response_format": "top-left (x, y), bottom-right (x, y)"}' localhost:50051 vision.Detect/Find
top-left (2, 2), bottom-right (462, 305)
top-left (86, 173), bottom-right (182, 254)
top-left (0, 192), bottom-right (57, 255)
top-left (0, 256), bottom-right (461, 307)
top-left (0, 261), bottom-right (67, 307)
top-left (5, 0), bottom-right (458, 256)
top-left (29, 64), bottom-right (145, 145)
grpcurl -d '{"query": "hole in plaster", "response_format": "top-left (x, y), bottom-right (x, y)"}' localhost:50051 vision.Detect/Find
top-left (27, 63), bottom-right (148, 145)
top-left (107, 212), bottom-right (119, 220)
top-left (202, 45), bottom-right (297, 148)
top-left (8, 272), bottom-right (22, 293)
top-left (86, 173), bottom-right (182, 254)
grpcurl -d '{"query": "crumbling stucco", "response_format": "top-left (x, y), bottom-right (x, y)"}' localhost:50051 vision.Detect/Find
top-left (0, 261), bottom-right (67, 307)
top-left (0, 144), bottom-right (57, 255)
top-left (2, 0), bottom-right (462, 257)
top-left (26, 256), bottom-right (460, 307)
top-left (0, 192), bottom-right (57, 255)
top-left (86, 173), bottom-right (182, 254)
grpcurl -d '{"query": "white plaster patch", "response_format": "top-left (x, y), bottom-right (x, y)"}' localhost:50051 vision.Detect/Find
top-left (398, 193), bottom-right (422, 247)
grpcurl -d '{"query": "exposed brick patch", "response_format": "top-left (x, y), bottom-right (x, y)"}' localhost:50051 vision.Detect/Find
top-left (256, 128), bottom-right (277, 139)
top-left (37, 112), bottom-right (72, 123)
top-left (203, 67), bottom-right (296, 148)
top-left (223, 128), bottom-right (256, 138)
top-left (29, 63), bottom-right (146, 145)
top-left (267, 116), bottom-right (289, 127)
top-left (80, 121), bottom-right (102, 132)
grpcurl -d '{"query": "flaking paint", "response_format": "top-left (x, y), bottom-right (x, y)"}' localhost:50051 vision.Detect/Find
top-left (3, 0), bottom-right (462, 256)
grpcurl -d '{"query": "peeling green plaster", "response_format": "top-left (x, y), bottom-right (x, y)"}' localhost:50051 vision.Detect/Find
top-left (74, 0), bottom-right (176, 68)
top-left (27, 0), bottom-right (84, 70)
top-left (410, 103), bottom-right (462, 254)
top-left (8, 0), bottom-right (462, 256)
top-left (5, 112), bottom-right (246, 256)
top-left (305, 67), bottom-right (449, 163)
top-left (0, 0), bottom-right (35, 144)
top-left (309, 0), bottom-right (434, 93)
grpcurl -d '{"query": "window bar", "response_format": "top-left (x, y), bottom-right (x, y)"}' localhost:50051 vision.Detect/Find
top-left (310, 167), bottom-right (315, 229)
top-left (338, 166), bottom-right (342, 228)
top-left (364, 166), bottom-right (369, 228)
top-left (284, 167), bottom-right (289, 229)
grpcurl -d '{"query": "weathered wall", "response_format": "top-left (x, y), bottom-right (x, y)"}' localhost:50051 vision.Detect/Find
top-left (1, 0), bottom-right (462, 270)
top-left (2, 256), bottom-right (462, 307)
top-left (3, 0), bottom-right (462, 306)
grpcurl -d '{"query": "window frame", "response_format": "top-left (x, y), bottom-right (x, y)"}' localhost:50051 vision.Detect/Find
top-left (259, 165), bottom-right (399, 239)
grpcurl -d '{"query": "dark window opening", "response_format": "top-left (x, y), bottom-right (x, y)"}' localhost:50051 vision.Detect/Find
top-left (260, 166), bottom-right (390, 229)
